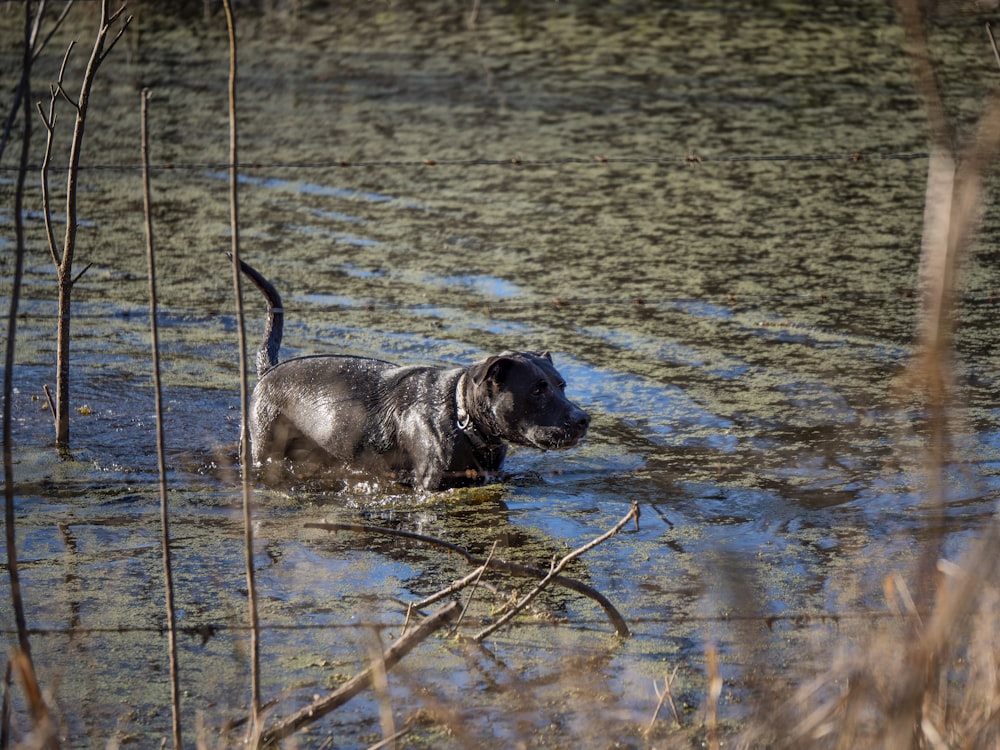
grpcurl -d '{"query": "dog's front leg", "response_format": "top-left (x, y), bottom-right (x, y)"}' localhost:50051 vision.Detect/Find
top-left (394, 417), bottom-right (449, 491)
top-left (412, 444), bottom-right (449, 491)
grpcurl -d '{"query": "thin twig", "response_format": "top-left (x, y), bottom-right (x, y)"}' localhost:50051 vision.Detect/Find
top-left (365, 725), bottom-right (413, 750)
top-left (644, 664), bottom-right (681, 733)
top-left (41, 384), bottom-right (56, 418)
top-left (36, 90), bottom-right (60, 269)
top-left (220, 0), bottom-right (262, 735)
top-left (473, 500), bottom-right (639, 642)
top-left (141, 88), bottom-right (183, 750)
top-left (988, 22), bottom-right (1000, 72)
top-left (452, 540), bottom-right (498, 634)
top-left (100, 7), bottom-right (132, 64)
top-left (305, 521), bottom-right (631, 637)
top-left (31, 1), bottom-right (75, 64)
top-left (70, 261), bottom-right (92, 286)
top-left (0, 0), bottom-right (49, 165)
top-left (663, 665), bottom-right (682, 726)
top-left (257, 600), bottom-right (460, 747)
top-left (410, 565), bottom-right (487, 612)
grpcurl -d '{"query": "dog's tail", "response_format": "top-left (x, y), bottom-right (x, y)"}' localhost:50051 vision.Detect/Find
top-left (236, 259), bottom-right (283, 378)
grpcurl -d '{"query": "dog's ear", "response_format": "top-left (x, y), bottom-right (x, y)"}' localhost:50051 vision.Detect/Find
top-left (534, 351), bottom-right (553, 362)
top-left (471, 355), bottom-right (516, 387)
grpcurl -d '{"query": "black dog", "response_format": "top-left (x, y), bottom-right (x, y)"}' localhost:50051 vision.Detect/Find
top-left (239, 261), bottom-right (590, 490)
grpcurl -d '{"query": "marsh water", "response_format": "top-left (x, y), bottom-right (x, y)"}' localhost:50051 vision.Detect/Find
top-left (2, 1), bottom-right (1000, 747)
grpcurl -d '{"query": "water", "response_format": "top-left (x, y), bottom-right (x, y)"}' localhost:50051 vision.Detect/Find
top-left (2, 1), bottom-right (1000, 747)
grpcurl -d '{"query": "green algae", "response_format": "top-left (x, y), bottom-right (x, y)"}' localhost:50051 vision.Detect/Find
top-left (3, 1), bottom-right (1000, 747)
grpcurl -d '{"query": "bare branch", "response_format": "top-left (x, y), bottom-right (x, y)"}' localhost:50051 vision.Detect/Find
top-left (56, 38), bottom-right (75, 83)
top-left (35, 95), bottom-right (60, 269)
top-left (54, 83), bottom-right (78, 112)
top-left (70, 262), bottom-right (92, 286)
top-left (988, 22), bottom-right (1000, 72)
top-left (100, 13), bottom-right (133, 64)
top-left (32, 1), bottom-right (76, 63)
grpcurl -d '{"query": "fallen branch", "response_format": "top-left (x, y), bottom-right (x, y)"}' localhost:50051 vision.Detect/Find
top-left (473, 500), bottom-right (639, 641)
top-left (256, 600), bottom-right (460, 747)
top-left (305, 511), bottom-right (635, 638)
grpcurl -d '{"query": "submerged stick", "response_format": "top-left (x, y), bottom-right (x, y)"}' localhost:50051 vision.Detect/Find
top-left (141, 89), bottom-right (183, 750)
top-left (257, 600), bottom-right (460, 747)
top-left (305, 520), bottom-right (632, 637)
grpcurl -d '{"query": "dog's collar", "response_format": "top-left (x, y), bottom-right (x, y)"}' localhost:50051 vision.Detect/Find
top-left (455, 372), bottom-right (499, 451)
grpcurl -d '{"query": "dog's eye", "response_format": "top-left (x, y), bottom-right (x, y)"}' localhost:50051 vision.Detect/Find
top-left (532, 381), bottom-right (549, 396)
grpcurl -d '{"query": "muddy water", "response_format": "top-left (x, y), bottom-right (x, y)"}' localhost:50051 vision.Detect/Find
top-left (2, 1), bottom-right (1000, 747)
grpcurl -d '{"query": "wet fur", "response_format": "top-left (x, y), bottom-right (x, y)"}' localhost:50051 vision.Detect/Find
top-left (239, 261), bottom-right (589, 490)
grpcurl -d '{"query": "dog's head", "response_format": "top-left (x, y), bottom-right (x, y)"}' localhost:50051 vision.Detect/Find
top-left (466, 351), bottom-right (589, 450)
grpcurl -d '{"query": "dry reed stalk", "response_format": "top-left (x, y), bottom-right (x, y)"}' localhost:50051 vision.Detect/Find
top-left (218, 0), bottom-right (262, 736)
top-left (10, 650), bottom-right (57, 750)
top-left (887, 2), bottom-right (1000, 743)
top-left (141, 88), bottom-right (183, 750)
top-left (365, 630), bottom-right (397, 750)
top-left (705, 644), bottom-right (721, 750)
top-left (743, 6), bottom-right (1000, 747)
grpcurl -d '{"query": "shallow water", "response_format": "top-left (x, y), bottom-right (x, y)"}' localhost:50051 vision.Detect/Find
top-left (2, 1), bottom-right (1000, 747)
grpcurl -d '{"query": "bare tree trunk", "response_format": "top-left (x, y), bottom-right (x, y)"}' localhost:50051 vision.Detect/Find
top-left (36, 0), bottom-right (130, 448)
